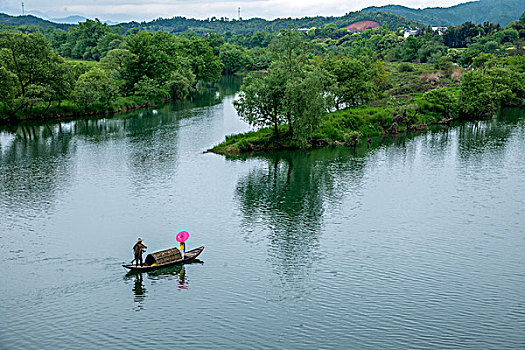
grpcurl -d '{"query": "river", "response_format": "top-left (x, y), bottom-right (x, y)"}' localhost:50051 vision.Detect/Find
top-left (1, 77), bottom-right (524, 349)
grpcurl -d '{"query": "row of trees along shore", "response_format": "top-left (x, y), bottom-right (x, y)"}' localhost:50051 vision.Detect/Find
top-left (1, 13), bottom-right (525, 154)
top-left (0, 28), bottom-right (222, 122)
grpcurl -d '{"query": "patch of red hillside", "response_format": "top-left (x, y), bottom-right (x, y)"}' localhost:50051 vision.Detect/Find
top-left (344, 21), bottom-right (380, 33)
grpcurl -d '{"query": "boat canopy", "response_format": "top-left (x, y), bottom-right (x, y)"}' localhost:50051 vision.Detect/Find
top-left (145, 247), bottom-right (182, 265)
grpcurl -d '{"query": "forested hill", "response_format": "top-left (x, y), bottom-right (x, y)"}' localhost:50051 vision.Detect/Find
top-left (363, 0), bottom-right (525, 27)
top-left (0, 13), bottom-right (69, 30)
top-left (120, 11), bottom-right (421, 34)
top-left (0, 11), bottom-right (421, 35)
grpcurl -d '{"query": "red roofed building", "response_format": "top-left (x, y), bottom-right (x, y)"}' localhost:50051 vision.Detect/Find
top-left (344, 20), bottom-right (380, 33)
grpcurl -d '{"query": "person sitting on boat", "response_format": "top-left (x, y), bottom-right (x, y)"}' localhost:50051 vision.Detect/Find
top-left (133, 238), bottom-right (147, 267)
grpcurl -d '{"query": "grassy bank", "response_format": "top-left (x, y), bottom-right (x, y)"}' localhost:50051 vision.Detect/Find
top-left (0, 95), bottom-right (167, 124)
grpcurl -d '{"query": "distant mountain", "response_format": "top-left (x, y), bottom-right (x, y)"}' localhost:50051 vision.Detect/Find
top-left (0, 13), bottom-right (120, 28)
top-left (363, 0), bottom-right (525, 26)
top-left (51, 15), bottom-right (89, 24)
top-left (0, 13), bottom-right (69, 29)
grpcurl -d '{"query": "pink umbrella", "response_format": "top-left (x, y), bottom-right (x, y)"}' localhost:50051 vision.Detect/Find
top-left (176, 231), bottom-right (189, 243)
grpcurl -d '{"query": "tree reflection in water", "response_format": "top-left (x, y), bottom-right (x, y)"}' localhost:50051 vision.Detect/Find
top-left (233, 110), bottom-right (522, 287)
top-left (234, 148), bottom-right (368, 287)
top-left (0, 122), bottom-right (76, 236)
top-left (455, 109), bottom-right (521, 162)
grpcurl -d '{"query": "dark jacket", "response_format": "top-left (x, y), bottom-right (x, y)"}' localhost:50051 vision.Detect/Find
top-left (133, 242), bottom-right (147, 256)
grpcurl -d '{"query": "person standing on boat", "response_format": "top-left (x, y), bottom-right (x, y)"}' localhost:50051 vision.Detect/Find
top-left (179, 241), bottom-right (185, 260)
top-left (133, 238), bottom-right (147, 267)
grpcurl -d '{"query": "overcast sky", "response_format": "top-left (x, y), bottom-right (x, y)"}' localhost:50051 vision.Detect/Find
top-left (1, 0), bottom-right (472, 22)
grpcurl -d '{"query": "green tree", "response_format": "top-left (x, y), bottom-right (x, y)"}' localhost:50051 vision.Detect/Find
top-left (320, 23), bottom-right (338, 38)
top-left (134, 77), bottom-right (169, 100)
top-left (44, 58), bottom-right (75, 111)
top-left (247, 48), bottom-right (272, 70)
top-left (322, 56), bottom-right (374, 108)
top-left (422, 88), bottom-right (458, 119)
top-left (373, 60), bottom-right (392, 95)
top-left (0, 66), bottom-right (19, 119)
top-left (219, 44), bottom-right (252, 73)
top-left (124, 31), bottom-right (174, 90)
top-left (418, 40), bottom-right (447, 63)
top-left (205, 31), bottom-right (225, 55)
top-left (0, 32), bottom-right (72, 117)
top-left (472, 53), bottom-right (497, 73)
top-left (166, 69), bottom-right (196, 99)
top-left (100, 48), bottom-right (136, 94)
top-left (270, 29), bottom-right (310, 74)
top-left (234, 74), bottom-right (285, 137)
top-left (123, 31), bottom-right (221, 96)
top-left (487, 67), bottom-right (525, 107)
top-left (95, 33), bottom-right (124, 59)
top-left (185, 35), bottom-right (223, 82)
top-left (73, 68), bottom-right (118, 108)
top-left (284, 65), bottom-right (334, 141)
top-left (458, 71), bottom-right (496, 118)
top-left (60, 19), bottom-right (113, 60)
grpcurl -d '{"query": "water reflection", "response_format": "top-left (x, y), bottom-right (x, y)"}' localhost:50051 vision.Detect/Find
top-left (235, 148), bottom-right (367, 285)
top-left (147, 264), bottom-right (191, 290)
top-left (124, 261), bottom-right (202, 306)
top-left (132, 273), bottom-right (147, 305)
top-left (191, 75), bottom-right (242, 106)
top-left (0, 122), bottom-right (76, 224)
top-left (455, 111), bottom-right (520, 161)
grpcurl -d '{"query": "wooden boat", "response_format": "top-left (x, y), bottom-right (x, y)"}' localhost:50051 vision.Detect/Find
top-left (123, 246), bottom-right (204, 272)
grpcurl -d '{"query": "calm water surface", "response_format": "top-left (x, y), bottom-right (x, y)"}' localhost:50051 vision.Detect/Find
top-left (1, 77), bottom-right (524, 349)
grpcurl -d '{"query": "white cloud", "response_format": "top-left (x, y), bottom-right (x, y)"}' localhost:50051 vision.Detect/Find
top-left (1, 0), bottom-right (472, 22)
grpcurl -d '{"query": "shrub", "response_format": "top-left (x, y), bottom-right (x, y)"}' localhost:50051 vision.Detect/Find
top-left (398, 63), bottom-right (414, 72)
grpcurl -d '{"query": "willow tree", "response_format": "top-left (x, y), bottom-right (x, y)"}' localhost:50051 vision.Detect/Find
top-left (283, 65), bottom-right (334, 141)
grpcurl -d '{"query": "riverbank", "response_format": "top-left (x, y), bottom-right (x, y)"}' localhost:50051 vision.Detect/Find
top-left (0, 96), bottom-right (168, 125)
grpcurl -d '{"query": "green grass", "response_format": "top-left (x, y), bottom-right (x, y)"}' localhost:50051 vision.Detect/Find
top-left (212, 125), bottom-right (302, 155)
top-left (384, 62), bottom-right (461, 97)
